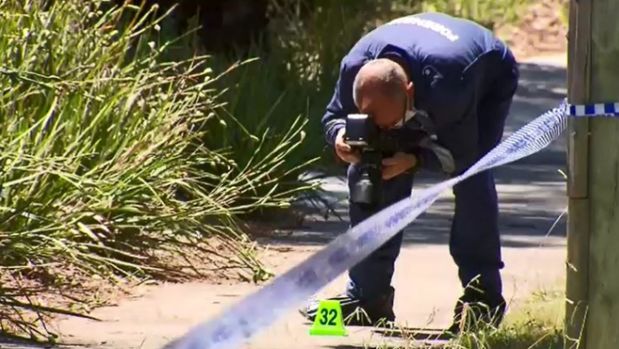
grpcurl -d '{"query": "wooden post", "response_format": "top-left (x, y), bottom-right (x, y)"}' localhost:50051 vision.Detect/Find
top-left (567, 0), bottom-right (619, 348)
top-left (565, 0), bottom-right (591, 347)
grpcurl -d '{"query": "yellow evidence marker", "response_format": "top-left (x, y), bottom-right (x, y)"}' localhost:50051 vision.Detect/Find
top-left (309, 299), bottom-right (347, 336)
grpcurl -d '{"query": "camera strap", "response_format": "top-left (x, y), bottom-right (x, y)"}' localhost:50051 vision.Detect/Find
top-left (417, 137), bottom-right (456, 174)
top-left (405, 109), bottom-right (436, 135)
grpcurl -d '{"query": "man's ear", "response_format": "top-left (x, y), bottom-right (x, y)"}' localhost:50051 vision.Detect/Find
top-left (406, 81), bottom-right (414, 102)
top-left (405, 81), bottom-right (414, 110)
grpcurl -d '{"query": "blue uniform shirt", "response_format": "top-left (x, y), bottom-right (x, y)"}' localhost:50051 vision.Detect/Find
top-left (322, 12), bottom-right (516, 174)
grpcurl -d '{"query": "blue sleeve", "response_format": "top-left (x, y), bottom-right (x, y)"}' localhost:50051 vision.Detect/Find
top-left (321, 56), bottom-right (364, 146)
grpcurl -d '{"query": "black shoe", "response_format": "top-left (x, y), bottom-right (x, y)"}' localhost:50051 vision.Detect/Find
top-left (447, 284), bottom-right (506, 335)
top-left (299, 289), bottom-right (396, 327)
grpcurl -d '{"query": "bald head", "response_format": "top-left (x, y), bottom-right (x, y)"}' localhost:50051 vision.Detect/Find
top-left (351, 58), bottom-right (413, 130)
top-left (352, 58), bottom-right (409, 108)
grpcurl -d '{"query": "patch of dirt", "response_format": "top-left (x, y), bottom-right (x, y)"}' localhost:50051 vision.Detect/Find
top-left (0, 265), bottom-right (130, 343)
top-left (0, 235), bottom-right (267, 346)
top-left (497, 0), bottom-right (569, 60)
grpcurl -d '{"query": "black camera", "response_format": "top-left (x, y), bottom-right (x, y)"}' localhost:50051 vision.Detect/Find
top-left (343, 114), bottom-right (384, 207)
top-left (343, 112), bottom-right (455, 207)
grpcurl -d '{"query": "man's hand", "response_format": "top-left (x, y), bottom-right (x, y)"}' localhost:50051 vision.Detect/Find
top-left (335, 128), bottom-right (361, 164)
top-left (382, 152), bottom-right (417, 180)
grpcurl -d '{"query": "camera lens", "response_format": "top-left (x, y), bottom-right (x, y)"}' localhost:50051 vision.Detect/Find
top-left (351, 172), bottom-right (375, 205)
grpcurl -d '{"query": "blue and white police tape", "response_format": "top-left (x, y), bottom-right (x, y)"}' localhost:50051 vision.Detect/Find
top-left (164, 99), bottom-right (570, 349)
top-left (569, 101), bottom-right (619, 117)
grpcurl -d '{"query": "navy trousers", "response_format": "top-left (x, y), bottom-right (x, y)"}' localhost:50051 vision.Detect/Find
top-left (345, 61), bottom-right (519, 302)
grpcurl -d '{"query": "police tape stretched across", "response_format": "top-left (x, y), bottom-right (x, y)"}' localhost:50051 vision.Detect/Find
top-left (163, 100), bottom-right (568, 349)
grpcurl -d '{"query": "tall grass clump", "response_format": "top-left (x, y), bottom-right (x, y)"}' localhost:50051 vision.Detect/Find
top-left (0, 0), bottom-right (312, 341)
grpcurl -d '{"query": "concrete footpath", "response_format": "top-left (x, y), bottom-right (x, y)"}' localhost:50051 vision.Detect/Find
top-left (5, 54), bottom-right (569, 349)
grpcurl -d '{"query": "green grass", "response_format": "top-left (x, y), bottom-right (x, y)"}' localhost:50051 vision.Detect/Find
top-left (0, 0), bottom-right (316, 341)
top-left (370, 285), bottom-right (566, 349)
top-left (450, 288), bottom-right (565, 349)
top-left (421, 0), bottom-right (530, 30)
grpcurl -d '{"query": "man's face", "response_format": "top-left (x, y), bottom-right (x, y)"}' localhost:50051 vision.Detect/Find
top-left (356, 83), bottom-right (413, 130)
